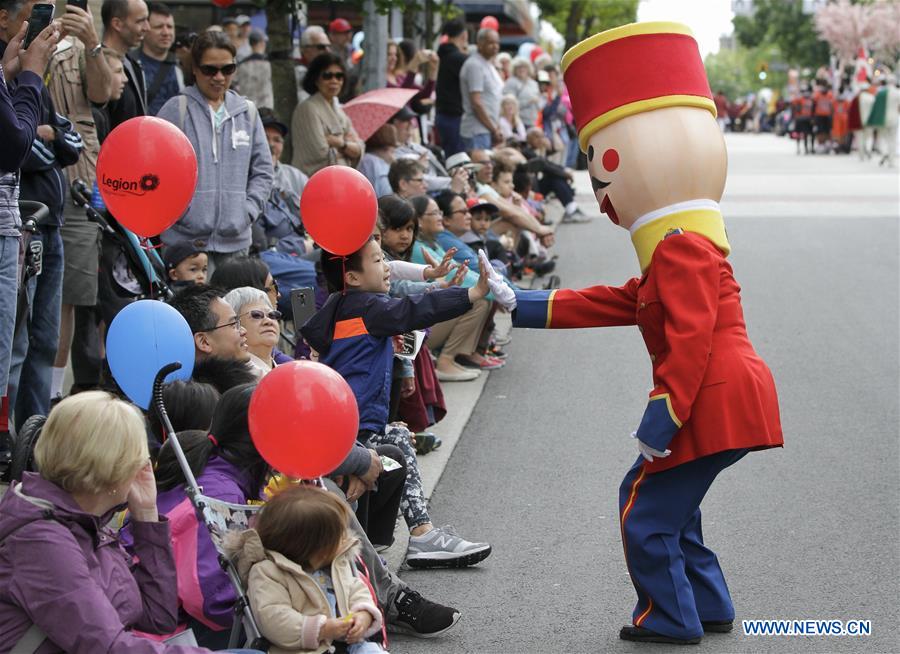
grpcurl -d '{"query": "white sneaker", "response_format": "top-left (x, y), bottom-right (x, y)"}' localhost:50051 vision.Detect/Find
top-left (406, 525), bottom-right (492, 568)
top-left (435, 366), bottom-right (480, 382)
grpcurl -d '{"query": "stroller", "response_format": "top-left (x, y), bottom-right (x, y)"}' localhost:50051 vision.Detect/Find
top-left (70, 179), bottom-right (174, 327)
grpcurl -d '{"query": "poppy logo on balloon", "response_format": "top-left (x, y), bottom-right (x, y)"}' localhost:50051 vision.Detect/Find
top-left (101, 172), bottom-right (161, 196)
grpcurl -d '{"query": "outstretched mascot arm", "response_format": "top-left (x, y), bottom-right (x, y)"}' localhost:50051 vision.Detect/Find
top-left (512, 278), bottom-right (641, 329)
top-left (635, 234), bottom-right (720, 452)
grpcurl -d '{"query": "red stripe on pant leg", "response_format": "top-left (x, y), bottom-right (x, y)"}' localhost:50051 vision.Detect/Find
top-left (621, 464), bottom-right (654, 625)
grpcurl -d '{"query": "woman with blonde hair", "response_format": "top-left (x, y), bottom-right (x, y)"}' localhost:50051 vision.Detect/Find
top-left (0, 392), bottom-right (221, 652)
top-left (499, 94), bottom-right (527, 142)
top-left (503, 58), bottom-right (540, 127)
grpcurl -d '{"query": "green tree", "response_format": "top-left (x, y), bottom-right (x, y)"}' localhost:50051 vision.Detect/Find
top-left (536, 0), bottom-right (638, 52)
top-left (732, 0), bottom-right (830, 69)
top-left (704, 44), bottom-right (786, 101)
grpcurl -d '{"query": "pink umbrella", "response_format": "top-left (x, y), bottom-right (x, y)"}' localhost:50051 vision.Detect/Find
top-left (343, 88), bottom-right (418, 142)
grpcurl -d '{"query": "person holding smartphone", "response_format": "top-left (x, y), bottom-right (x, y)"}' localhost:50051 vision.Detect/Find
top-left (0, 2), bottom-right (60, 477)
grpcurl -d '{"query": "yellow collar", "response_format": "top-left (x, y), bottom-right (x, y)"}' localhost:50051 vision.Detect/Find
top-left (629, 200), bottom-right (730, 273)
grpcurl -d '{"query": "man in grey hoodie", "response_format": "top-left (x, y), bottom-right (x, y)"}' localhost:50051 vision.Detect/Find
top-left (157, 30), bottom-right (273, 277)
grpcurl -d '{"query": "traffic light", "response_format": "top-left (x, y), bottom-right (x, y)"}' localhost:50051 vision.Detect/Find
top-left (758, 62), bottom-right (769, 81)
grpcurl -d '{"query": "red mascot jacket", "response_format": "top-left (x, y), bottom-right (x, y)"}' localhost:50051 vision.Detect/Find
top-left (513, 224), bottom-right (783, 473)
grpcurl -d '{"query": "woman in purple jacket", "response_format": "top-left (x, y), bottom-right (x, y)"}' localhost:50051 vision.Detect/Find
top-left (0, 391), bottom-right (215, 653)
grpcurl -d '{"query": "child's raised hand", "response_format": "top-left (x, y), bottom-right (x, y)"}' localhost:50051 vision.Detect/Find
top-left (438, 260), bottom-right (468, 288)
top-left (320, 617), bottom-right (352, 642)
top-left (423, 247), bottom-right (458, 280)
top-left (467, 251), bottom-right (491, 303)
top-left (346, 611), bottom-right (373, 643)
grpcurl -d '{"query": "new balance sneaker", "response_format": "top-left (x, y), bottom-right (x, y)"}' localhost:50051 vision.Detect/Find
top-left (406, 525), bottom-right (492, 569)
top-left (388, 589), bottom-right (461, 638)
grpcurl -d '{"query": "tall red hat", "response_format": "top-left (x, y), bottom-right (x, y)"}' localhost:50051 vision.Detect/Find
top-left (561, 22), bottom-right (716, 151)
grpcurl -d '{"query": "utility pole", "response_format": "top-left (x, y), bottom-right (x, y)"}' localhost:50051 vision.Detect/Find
top-left (362, 0), bottom-right (387, 92)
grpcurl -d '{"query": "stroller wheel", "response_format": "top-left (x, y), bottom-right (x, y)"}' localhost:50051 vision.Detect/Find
top-left (9, 414), bottom-right (46, 483)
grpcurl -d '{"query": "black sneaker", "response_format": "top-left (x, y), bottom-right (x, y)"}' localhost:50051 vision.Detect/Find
top-left (387, 589), bottom-right (460, 639)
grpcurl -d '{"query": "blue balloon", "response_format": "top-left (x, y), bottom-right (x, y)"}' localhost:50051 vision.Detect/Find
top-left (106, 300), bottom-right (195, 409)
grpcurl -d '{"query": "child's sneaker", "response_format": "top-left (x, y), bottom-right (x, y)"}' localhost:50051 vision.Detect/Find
top-left (405, 526), bottom-right (492, 568)
top-left (387, 589), bottom-right (461, 638)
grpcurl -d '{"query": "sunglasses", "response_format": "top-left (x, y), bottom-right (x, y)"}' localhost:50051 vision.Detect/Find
top-left (306, 43), bottom-right (328, 51)
top-left (244, 309), bottom-right (282, 322)
top-left (198, 63), bottom-right (237, 77)
top-left (320, 71), bottom-right (345, 81)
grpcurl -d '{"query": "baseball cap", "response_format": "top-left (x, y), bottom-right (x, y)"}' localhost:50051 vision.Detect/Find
top-left (467, 197), bottom-right (498, 214)
top-left (235, 15), bottom-right (250, 26)
top-left (164, 241), bottom-right (207, 270)
top-left (537, 70), bottom-right (550, 83)
top-left (259, 108), bottom-right (288, 137)
top-left (329, 18), bottom-right (352, 33)
top-left (390, 105), bottom-right (416, 122)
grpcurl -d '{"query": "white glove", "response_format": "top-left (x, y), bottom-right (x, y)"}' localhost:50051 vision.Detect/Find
top-left (631, 431), bottom-right (671, 463)
top-left (478, 249), bottom-right (517, 311)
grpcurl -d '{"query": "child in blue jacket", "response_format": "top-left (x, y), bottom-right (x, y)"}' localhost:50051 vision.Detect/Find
top-left (301, 236), bottom-right (493, 569)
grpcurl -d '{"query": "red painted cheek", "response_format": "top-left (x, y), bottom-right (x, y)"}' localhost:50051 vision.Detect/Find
top-left (602, 148), bottom-right (619, 172)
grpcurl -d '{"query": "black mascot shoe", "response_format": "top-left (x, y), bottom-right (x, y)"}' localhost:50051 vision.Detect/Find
top-left (619, 625), bottom-right (702, 645)
top-left (702, 619), bottom-right (734, 633)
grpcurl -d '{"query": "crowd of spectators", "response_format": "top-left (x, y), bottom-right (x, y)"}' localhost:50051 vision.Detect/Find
top-left (0, 4), bottom-right (594, 651)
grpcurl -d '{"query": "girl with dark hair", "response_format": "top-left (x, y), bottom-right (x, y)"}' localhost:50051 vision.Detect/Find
top-left (209, 256), bottom-right (274, 305)
top-left (375, 196), bottom-right (455, 451)
top-left (145, 380), bottom-right (221, 458)
top-left (151, 383), bottom-right (270, 647)
top-left (291, 53), bottom-right (364, 175)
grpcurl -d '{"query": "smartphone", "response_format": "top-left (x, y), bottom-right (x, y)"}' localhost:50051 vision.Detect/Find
top-left (23, 3), bottom-right (54, 49)
top-left (290, 287), bottom-right (316, 328)
top-left (67, 0), bottom-right (88, 11)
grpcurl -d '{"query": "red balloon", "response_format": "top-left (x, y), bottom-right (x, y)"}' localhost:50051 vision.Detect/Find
top-left (480, 15), bottom-right (500, 31)
top-left (248, 361), bottom-right (359, 479)
top-left (96, 116), bottom-right (198, 238)
top-left (300, 166), bottom-right (377, 255)
top-left (529, 46), bottom-right (545, 63)
top-left (211, 0), bottom-right (235, 6)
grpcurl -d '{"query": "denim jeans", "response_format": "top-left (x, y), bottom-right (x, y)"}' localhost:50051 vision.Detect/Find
top-left (0, 235), bottom-right (20, 391)
top-left (8, 227), bottom-right (63, 431)
top-left (434, 113), bottom-right (464, 157)
top-left (461, 132), bottom-right (492, 152)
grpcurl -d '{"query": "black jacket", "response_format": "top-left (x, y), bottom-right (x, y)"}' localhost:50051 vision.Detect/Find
top-left (107, 51), bottom-right (147, 129)
top-left (19, 86), bottom-right (82, 225)
top-left (435, 42), bottom-right (467, 116)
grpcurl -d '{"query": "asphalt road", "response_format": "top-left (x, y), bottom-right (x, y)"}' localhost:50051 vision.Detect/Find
top-left (392, 134), bottom-right (900, 654)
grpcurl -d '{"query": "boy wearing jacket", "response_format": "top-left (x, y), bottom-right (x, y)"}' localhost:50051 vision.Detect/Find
top-left (301, 237), bottom-right (493, 568)
top-left (157, 31), bottom-right (273, 277)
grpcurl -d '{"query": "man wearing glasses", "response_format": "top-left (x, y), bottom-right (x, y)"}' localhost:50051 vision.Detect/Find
top-left (169, 284), bottom-right (251, 363)
top-left (295, 25), bottom-right (330, 103)
top-left (388, 159), bottom-right (428, 200)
